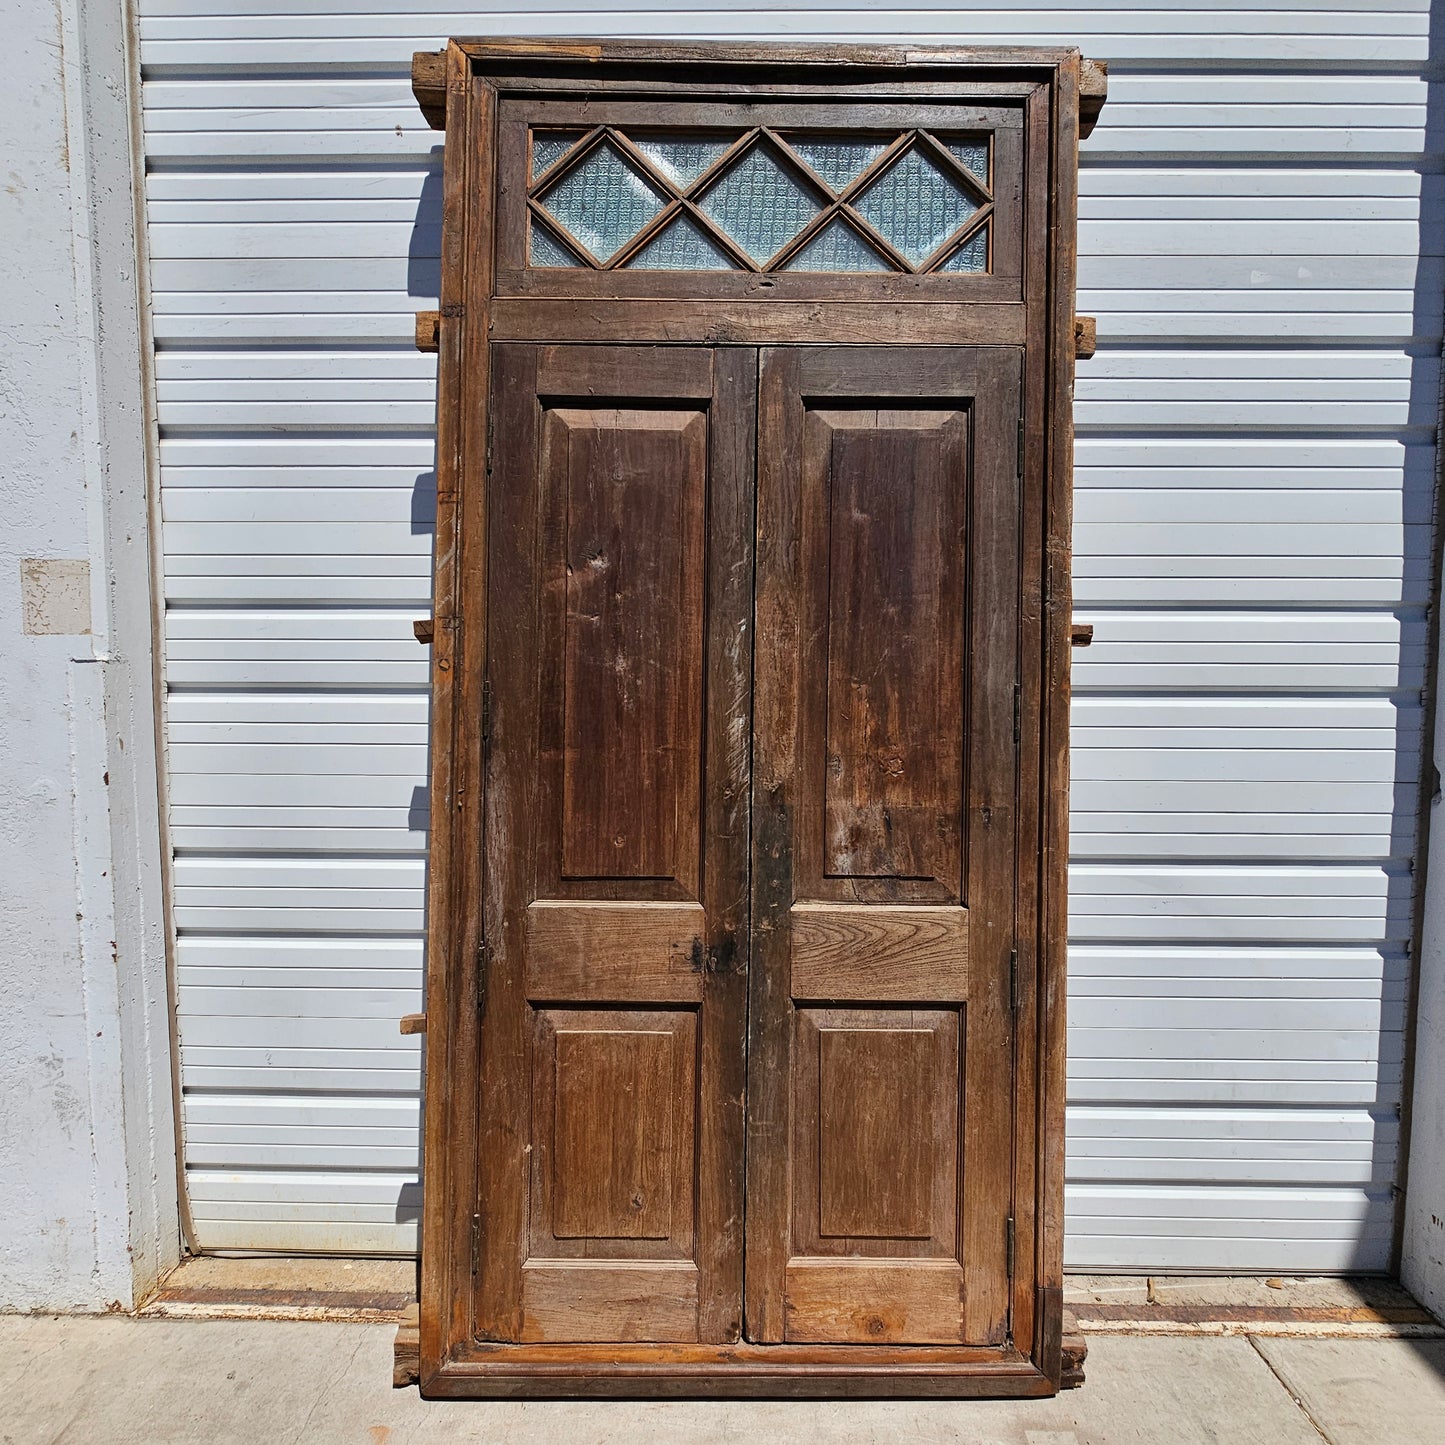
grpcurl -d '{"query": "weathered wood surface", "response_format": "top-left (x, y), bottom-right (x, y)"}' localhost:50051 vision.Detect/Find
top-left (411, 40), bottom-right (1088, 1398)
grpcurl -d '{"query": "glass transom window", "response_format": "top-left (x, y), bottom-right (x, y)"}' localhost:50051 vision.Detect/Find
top-left (528, 127), bottom-right (992, 274)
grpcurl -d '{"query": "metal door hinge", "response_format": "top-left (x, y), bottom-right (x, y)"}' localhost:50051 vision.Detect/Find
top-left (476, 938), bottom-right (488, 1016)
top-left (1006, 1215), bottom-right (1016, 1277)
top-left (1009, 949), bottom-right (1019, 1013)
top-left (1017, 417), bottom-right (1025, 477)
top-left (481, 679), bottom-right (492, 744)
top-left (470, 1213), bottom-right (481, 1275)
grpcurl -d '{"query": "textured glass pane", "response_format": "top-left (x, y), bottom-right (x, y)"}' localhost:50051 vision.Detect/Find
top-left (532, 130), bottom-right (585, 179)
top-left (699, 147), bottom-right (820, 264)
top-left (626, 215), bottom-right (736, 270)
top-left (538, 141), bottom-right (667, 262)
top-left (630, 133), bottom-right (733, 187)
top-left (938, 226), bottom-right (988, 273)
top-left (783, 218), bottom-right (890, 272)
top-left (854, 148), bottom-right (977, 268)
top-left (944, 139), bottom-right (989, 185)
top-left (787, 137), bottom-right (890, 191)
top-left (530, 220), bottom-right (581, 268)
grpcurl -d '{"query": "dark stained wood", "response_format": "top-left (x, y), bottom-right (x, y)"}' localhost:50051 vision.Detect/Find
top-left (1071, 622), bottom-right (1094, 647)
top-left (413, 39), bottom-right (1093, 1399)
top-left (477, 341), bottom-right (751, 1351)
top-left (816, 408), bottom-right (964, 885)
top-left (553, 405), bottom-right (705, 885)
top-left (748, 347), bottom-right (1019, 1352)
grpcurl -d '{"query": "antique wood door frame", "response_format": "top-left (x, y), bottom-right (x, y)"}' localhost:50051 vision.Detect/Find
top-left (407, 39), bottom-right (1100, 1398)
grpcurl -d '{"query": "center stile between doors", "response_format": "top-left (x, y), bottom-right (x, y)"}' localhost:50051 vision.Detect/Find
top-left (398, 39), bottom-right (1104, 1398)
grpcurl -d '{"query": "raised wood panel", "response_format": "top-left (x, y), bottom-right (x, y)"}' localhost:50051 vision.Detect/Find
top-left (790, 902), bottom-right (969, 1002)
top-left (554, 1029), bottom-right (673, 1240)
top-left (525, 901), bottom-right (706, 1003)
top-left (819, 1028), bottom-right (935, 1239)
top-left (783, 1260), bottom-right (968, 1346)
top-left (813, 409), bottom-right (966, 888)
top-left (550, 405), bottom-right (706, 888)
top-left (530, 1008), bottom-right (696, 1261)
top-left (791, 1008), bottom-right (961, 1261)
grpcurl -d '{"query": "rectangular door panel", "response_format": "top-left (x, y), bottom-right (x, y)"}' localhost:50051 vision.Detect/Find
top-left (748, 346), bottom-right (1021, 1347)
top-left (553, 404), bottom-right (705, 887)
top-left (480, 344), bottom-right (754, 1345)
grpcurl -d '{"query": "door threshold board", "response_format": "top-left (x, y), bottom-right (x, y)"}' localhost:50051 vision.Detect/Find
top-left (409, 1339), bottom-right (1060, 1398)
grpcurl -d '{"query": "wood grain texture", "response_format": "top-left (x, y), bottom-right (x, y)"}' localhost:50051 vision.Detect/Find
top-left (520, 1262), bottom-right (699, 1344)
top-left (784, 1260), bottom-right (968, 1345)
top-left (415, 42), bottom-right (1084, 1395)
top-left (530, 1010), bottom-right (695, 1254)
top-left (525, 901), bottom-right (706, 1003)
top-left (790, 1008), bottom-right (961, 1263)
top-left (553, 405), bottom-right (705, 886)
top-left (790, 903), bottom-right (968, 1002)
top-left (817, 409), bottom-right (965, 886)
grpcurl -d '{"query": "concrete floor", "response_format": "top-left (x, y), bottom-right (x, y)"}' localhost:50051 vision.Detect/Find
top-left (2, 1315), bottom-right (1444, 1444)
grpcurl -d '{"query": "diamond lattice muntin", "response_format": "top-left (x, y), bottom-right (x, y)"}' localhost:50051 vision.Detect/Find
top-left (530, 127), bottom-right (991, 274)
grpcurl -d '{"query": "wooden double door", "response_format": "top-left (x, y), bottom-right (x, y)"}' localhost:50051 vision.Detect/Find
top-left (473, 340), bottom-right (1024, 1349)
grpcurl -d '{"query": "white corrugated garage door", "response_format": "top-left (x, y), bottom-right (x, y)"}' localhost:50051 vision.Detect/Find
top-left (138, 1), bottom-right (1440, 1267)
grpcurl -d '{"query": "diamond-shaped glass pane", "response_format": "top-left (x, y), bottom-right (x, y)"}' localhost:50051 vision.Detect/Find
top-left (854, 148), bottom-right (977, 268)
top-left (783, 218), bottom-right (891, 273)
top-left (532, 130), bottom-right (586, 179)
top-left (630, 133), bottom-right (734, 187)
top-left (699, 147), bottom-right (821, 265)
top-left (938, 226), bottom-right (988, 273)
top-left (538, 141), bottom-right (667, 262)
top-left (626, 214), bottom-right (737, 270)
top-left (787, 137), bottom-right (890, 192)
top-left (530, 220), bottom-right (582, 268)
top-left (945, 139), bottom-right (990, 185)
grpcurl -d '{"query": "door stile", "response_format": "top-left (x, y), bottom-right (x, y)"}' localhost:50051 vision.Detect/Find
top-left (475, 342), bottom-right (541, 1341)
top-left (962, 347), bottom-right (1025, 1344)
top-left (745, 347), bottom-right (802, 1344)
top-left (695, 345), bottom-right (757, 1342)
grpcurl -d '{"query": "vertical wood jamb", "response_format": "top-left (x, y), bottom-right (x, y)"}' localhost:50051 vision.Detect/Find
top-left (1036, 52), bottom-right (1082, 1385)
top-left (460, 71), bottom-right (503, 1346)
top-left (419, 43), bottom-right (496, 1384)
top-left (418, 39), bottom-right (465, 1385)
top-left (1005, 71), bottom-right (1055, 1362)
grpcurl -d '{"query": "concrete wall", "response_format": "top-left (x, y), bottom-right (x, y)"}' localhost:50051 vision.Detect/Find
top-left (0, 0), bottom-right (177, 1310)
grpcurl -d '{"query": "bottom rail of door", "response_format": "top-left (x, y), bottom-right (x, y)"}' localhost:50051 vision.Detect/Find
top-left (399, 1334), bottom-right (1086, 1398)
